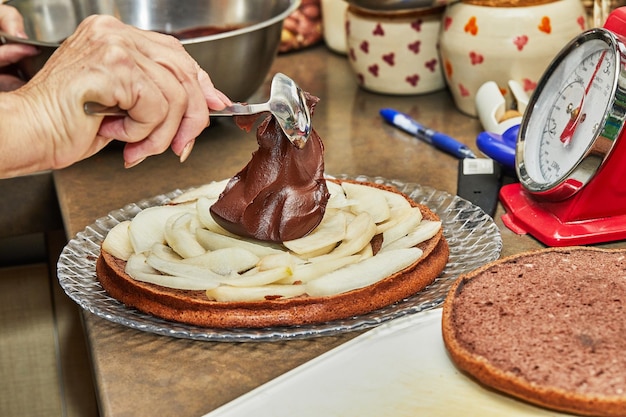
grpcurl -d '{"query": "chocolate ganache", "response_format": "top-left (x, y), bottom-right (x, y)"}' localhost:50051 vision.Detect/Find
top-left (209, 96), bottom-right (330, 242)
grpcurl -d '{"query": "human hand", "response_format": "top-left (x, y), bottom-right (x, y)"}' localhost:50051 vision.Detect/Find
top-left (0, 4), bottom-right (39, 91)
top-left (17, 14), bottom-right (231, 171)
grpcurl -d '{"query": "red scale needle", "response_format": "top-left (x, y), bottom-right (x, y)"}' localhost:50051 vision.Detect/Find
top-left (559, 50), bottom-right (607, 145)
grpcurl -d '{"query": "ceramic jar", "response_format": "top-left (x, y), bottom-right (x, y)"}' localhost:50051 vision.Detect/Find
top-left (321, 0), bottom-right (349, 53)
top-left (346, 5), bottom-right (446, 95)
top-left (439, 0), bottom-right (588, 116)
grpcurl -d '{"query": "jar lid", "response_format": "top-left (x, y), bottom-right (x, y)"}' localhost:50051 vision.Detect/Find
top-left (460, 0), bottom-right (558, 6)
top-left (348, 3), bottom-right (445, 18)
top-left (345, 0), bottom-right (446, 12)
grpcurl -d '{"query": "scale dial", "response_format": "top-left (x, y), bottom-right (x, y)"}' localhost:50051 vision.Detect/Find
top-left (500, 10), bottom-right (626, 246)
top-left (517, 29), bottom-right (626, 200)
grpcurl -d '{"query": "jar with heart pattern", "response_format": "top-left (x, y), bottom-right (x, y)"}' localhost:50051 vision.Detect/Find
top-left (439, 0), bottom-right (588, 116)
top-left (345, 5), bottom-right (446, 95)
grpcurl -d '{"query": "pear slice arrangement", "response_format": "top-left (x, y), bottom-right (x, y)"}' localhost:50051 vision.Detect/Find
top-left (101, 179), bottom-right (442, 303)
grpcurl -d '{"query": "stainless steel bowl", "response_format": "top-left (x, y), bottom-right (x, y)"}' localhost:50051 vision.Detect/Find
top-left (7, 0), bottom-right (300, 101)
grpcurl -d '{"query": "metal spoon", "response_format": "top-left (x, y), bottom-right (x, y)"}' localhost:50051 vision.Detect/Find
top-left (84, 72), bottom-right (312, 149)
top-left (0, 30), bottom-right (59, 47)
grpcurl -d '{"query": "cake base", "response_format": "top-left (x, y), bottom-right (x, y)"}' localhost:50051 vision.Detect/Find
top-left (442, 247), bottom-right (626, 417)
top-left (97, 180), bottom-right (449, 328)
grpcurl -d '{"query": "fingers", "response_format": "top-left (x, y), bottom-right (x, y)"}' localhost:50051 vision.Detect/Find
top-left (15, 14), bottom-right (233, 170)
top-left (0, 5), bottom-right (39, 66)
top-left (196, 67), bottom-right (232, 110)
top-left (0, 43), bottom-right (38, 66)
top-left (164, 67), bottom-right (231, 161)
top-left (127, 30), bottom-right (215, 156)
top-left (92, 47), bottom-right (187, 164)
top-left (0, 73), bottom-right (26, 91)
top-left (90, 37), bottom-right (199, 163)
top-left (76, 16), bottom-right (231, 165)
top-left (0, 4), bottom-right (26, 34)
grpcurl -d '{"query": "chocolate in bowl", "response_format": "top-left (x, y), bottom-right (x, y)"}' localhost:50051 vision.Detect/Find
top-left (9, 0), bottom-right (300, 101)
top-left (163, 24), bottom-right (247, 39)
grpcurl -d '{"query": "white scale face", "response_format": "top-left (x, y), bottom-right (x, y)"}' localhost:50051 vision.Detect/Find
top-left (517, 33), bottom-right (619, 196)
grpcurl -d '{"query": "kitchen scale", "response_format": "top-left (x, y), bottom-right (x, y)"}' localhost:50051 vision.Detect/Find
top-left (499, 7), bottom-right (626, 246)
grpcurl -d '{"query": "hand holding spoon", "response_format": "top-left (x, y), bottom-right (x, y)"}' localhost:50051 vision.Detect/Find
top-left (84, 72), bottom-right (312, 149)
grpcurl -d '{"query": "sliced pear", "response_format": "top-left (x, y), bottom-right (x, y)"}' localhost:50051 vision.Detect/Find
top-left (382, 188), bottom-right (413, 212)
top-left (118, 178), bottom-right (436, 296)
top-left (311, 212), bottom-right (377, 262)
top-left (292, 242), bottom-right (338, 260)
top-left (102, 220), bottom-right (133, 261)
top-left (195, 197), bottom-right (240, 237)
top-left (257, 252), bottom-right (303, 272)
top-left (170, 179), bottom-right (229, 203)
top-left (379, 220), bottom-right (442, 252)
top-left (283, 209), bottom-right (347, 255)
top-left (146, 250), bottom-right (224, 282)
top-left (376, 206), bottom-right (413, 234)
top-left (305, 248), bottom-right (424, 297)
top-left (128, 205), bottom-right (194, 255)
top-left (279, 254), bottom-right (361, 284)
top-left (358, 243), bottom-right (373, 260)
top-left (221, 266), bottom-right (292, 287)
top-left (150, 243), bottom-right (183, 262)
top-left (126, 253), bottom-right (158, 274)
top-left (381, 206), bottom-right (424, 248)
top-left (341, 181), bottom-right (391, 223)
top-left (164, 212), bottom-right (207, 258)
top-left (206, 284), bottom-right (306, 302)
top-left (125, 253), bottom-right (219, 290)
top-left (182, 247), bottom-right (259, 275)
top-left (325, 180), bottom-right (344, 196)
top-left (325, 181), bottom-right (351, 209)
top-left (195, 228), bottom-right (284, 257)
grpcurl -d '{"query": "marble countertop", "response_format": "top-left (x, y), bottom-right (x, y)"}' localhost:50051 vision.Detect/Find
top-left (52, 44), bottom-right (622, 417)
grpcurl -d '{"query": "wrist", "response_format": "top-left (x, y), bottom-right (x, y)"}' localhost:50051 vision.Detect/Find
top-left (0, 90), bottom-right (52, 178)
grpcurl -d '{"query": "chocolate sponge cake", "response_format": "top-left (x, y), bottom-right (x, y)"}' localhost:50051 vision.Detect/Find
top-left (96, 92), bottom-right (449, 329)
top-left (97, 180), bottom-right (449, 328)
top-left (442, 247), bottom-right (626, 417)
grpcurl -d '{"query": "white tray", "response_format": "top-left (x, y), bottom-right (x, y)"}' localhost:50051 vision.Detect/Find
top-left (205, 309), bottom-right (574, 416)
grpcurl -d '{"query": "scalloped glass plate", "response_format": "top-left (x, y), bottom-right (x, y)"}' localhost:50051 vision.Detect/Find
top-left (57, 174), bottom-right (502, 341)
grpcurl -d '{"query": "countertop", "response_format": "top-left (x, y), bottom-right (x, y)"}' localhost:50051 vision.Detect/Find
top-left (52, 45), bottom-right (625, 417)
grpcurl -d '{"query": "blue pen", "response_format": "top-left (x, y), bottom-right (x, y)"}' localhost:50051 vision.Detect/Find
top-left (379, 108), bottom-right (476, 159)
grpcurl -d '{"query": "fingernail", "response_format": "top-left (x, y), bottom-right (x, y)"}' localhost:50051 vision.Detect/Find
top-left (124, 157), bottom-right (146, 169)
top-left (180, 140), bottom-right (195, 163)
top-left (219, 90), bottom-right (232, 106)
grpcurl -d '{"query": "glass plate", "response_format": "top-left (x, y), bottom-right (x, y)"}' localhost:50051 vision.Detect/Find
top-left (57, 174), bottom-right (502, 342)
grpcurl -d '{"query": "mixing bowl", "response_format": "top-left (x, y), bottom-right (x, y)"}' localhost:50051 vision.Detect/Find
top-left (6, 0), bottom-right (300, 101)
